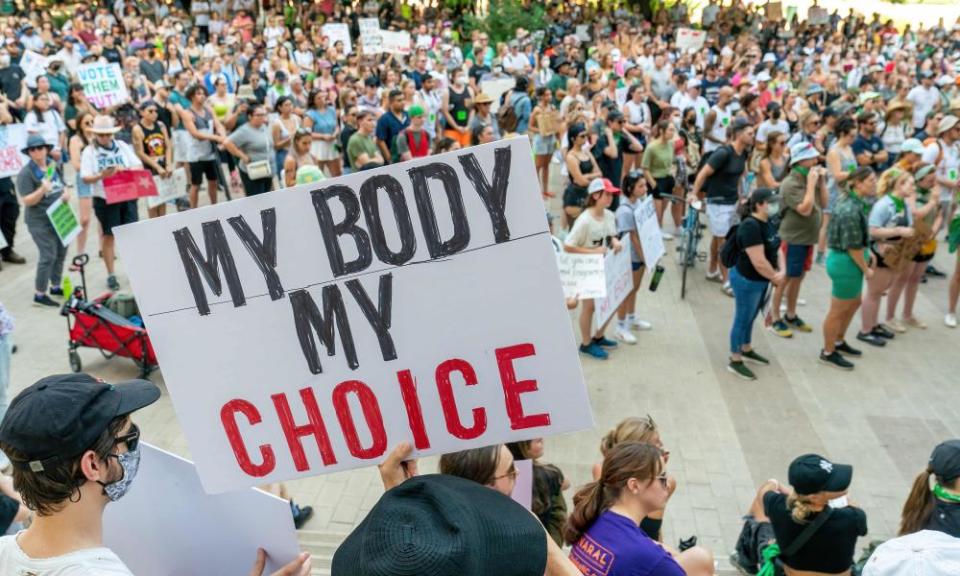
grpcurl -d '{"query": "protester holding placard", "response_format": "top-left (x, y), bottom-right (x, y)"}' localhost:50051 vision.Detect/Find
top-left (131, 100), bottom-right (174, 218)
top-left (566, 178), bottom-right (624, 360)
top-left (79, 115), bottom-right (143, 291)
top-left (614, 170), bottom-right (653, 343)
top-left (15, 135), bottom-right (68, 308)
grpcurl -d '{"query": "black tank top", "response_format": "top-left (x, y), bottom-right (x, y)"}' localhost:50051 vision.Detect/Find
top-left (448, 87), bottom-right (469, 127)
top-left (139, 121), bottom-right (167, 175)
top-left (567, 153), bottom-right (593, 189)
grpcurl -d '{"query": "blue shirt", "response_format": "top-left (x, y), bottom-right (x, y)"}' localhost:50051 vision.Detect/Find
top-left (307, 107), bottom-right (338, 135)
top-left (510, 92), bottom-right (532, 134)
top-left (569, 511), bottom-right (686, 576)
top-left (853, 134), bottom-right (887, 171)
top-left (375, 111), bottom-right (410, 163)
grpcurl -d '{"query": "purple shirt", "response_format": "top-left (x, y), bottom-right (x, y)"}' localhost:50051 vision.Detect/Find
top-left (569, 511), bottom-right (685, 576)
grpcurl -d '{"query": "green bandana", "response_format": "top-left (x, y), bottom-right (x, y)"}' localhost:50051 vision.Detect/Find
top-left (793, 166), bottom-right (810, 178)
top-left (888, 193), bottom-right (906, 215)
top-left (934, 483), bottom-right (960, 503)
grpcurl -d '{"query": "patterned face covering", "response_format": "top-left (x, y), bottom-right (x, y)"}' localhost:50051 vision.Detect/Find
top-left (98, 445), bottom-right (141, 502)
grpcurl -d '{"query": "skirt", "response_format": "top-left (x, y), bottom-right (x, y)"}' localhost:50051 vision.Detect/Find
top-left (311, 138), bottom-right (339, 162)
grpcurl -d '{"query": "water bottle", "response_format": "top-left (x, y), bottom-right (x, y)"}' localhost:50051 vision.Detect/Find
top-left (649, 265), bottom-right (666, 292)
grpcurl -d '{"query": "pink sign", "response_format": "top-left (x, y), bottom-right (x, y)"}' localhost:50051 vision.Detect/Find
top-left (104, 169), bottom-right (159, 205)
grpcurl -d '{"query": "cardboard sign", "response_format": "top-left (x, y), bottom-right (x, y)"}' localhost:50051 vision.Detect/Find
top-left (0, 124), bottom-right (28, 178)
top-left (322, 23), bottom-right (353, 55)
top-left (359, 18), bottom-right (382, 55)
top-left (46, 197), bottom-right (82, 247)
top-left (480, 78), bottom-right (515, 113)
top-left (20, 50), bottom-right (50, 88)
top-left (380, 30), bottom-right (411, 56)
top-left (593, 247), bottom-right (633, 331)
top-left (765, 2), bottom-right (782, 21)
top-left (510, 459), bottom-right (533, 510)
top-left (676, 28), bottom-right (706, 52)
top-left (77, 63), bottom-right (130, 109)
top-left (807, 6), bottom-right (829, 25)
top-left (147, 168), bottom-right (189, 208)
top-left (104, 169), bottom-right (159, 204)
top-left (104, 443), bottom-right (301, 576)
top-left (635, 197), bottom-right (665, 266)
top-left (114, 138), bottom-right (593, 494)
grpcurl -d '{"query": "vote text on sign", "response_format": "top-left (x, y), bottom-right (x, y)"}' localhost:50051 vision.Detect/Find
top-left (115, 138), bottom-right (593, 493)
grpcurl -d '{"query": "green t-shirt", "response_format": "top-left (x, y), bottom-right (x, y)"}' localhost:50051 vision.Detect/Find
top-left (347, 131), bottom-right (379, 169)
top-left (779, 168), bottom-right (822, 245)
top-left (642, 139), bottom-right (675, 179)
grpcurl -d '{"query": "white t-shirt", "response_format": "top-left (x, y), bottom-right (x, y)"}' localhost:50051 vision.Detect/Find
top-left (565, 209), bottom-right (616, 249)
top-left (906, 85), bottom-right (940, 129)
top-left (0, 534), bottom-right (133, 575)
top-left (79, 140), bottom-right (144, 200)
top-left (755, 119), bottom-right (789, 144)
top-left (922, 140), bottom-right (960, 186)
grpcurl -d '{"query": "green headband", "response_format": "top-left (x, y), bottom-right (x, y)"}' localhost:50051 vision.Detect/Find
top-left (915, 165), bottom-right (936, 182)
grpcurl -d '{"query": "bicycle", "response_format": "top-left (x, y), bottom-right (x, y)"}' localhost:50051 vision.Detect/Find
top-left (670, 195), bottom-right (707, 300)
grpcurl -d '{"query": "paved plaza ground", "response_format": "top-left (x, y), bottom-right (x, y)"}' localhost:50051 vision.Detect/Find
top-left (1, 180), bottom-right (958, 570)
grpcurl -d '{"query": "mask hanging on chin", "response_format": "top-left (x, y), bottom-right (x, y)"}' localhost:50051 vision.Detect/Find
top-left (98, 445), bottom-right (141, 502)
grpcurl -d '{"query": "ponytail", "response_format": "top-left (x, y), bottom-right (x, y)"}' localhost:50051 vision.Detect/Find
top-left (564, 481), bottom-right (605, 545)
top-left (899, 468), bottom-right (936, 536)
top-left (787, 493), bottom-right (816, 523)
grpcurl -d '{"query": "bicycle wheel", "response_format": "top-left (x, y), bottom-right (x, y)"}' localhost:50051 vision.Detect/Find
top-left (681, 227), bottom-right (693, 299)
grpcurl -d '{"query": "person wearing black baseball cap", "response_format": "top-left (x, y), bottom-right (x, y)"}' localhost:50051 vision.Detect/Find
top-left (899, 439), bottom-right (960, 538)
top-left (731, 454), bottom-right (866, 575)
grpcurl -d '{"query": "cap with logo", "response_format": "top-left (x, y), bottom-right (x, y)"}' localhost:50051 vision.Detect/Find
top-left (0, 373), bottom-right (160, 472)
top-left (788, 454), bottom-right (853, 496)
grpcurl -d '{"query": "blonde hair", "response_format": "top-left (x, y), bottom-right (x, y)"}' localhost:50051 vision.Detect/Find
top-left (877, 167), bottom-right (908, 196)
top-left (600, 415), bottom-right (659, 457)
top-left (787, 492), bottom-right (817, 524)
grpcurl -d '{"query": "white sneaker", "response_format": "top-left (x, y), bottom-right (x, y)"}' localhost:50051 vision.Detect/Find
top-left (661, 231), bottom-right (674, 241)
top-left (946, 314), bottom-right (958, 328)
top-left (615, 326), bottom-right (638, 344)
top-left (705, 269), bottom-right (722, 282)
top-left (631, 318), bottom-right (653, 331)
top-left (722, 282), bottom-right (734, 297)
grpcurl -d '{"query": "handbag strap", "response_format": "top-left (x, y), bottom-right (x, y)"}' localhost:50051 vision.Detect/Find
top-left (783, 506), bottom-right (833, 557)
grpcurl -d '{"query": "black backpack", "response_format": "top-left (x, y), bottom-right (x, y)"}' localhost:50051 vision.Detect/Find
top-left (720, 222), bottom-right (741, 269)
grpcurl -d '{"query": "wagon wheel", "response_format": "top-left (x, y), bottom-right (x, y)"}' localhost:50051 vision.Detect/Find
top-left (68, 350), bottom-right (82, 373)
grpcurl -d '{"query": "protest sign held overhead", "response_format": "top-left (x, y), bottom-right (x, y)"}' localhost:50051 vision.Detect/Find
top-left (322, 23), bottom-right (353, 55)
top-left (115, 138), bottom-right (593, 494)
top-left (676, 28), bottom-right (706, 52)
top-left (77, 62), bottom-right (130, 109)
top-left (380, 30), bottom-right (412, 55)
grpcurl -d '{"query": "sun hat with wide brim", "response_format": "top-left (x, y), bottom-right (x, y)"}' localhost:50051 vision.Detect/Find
top-left (90, 115), bottom-right (121, 135)
top-left (886, 101), bottom-right (911, 116)
top-left (473, 92), bottom-right (494, 105)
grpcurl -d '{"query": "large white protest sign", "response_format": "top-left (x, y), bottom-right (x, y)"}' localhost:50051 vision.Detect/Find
top-left (359, 18), bottom-right (383, 54)
top-left (0, 124), bottom-right (28, 178)
top-left (20, 50), bottom-right (50, 88)
top-left (115, 138), bottom-right (593, 493)
top-left (552, 237), bottom-right (606, 300)
top-left (77, 62), bottom-right (130, 109)
top-left (322, 23), bottom-right (353, 55)
top-left (480, 77), bottom-right (515, 113)
top-left (634, 197), bottom-right (665, 266)
top-left (104, 443), bottom-right (301, 575)
top-left (147, 168), bottom-right (189, 208)
top-left (676, 28), bottom-right (706, 52)
top-left (593, 247), bottom-right (633, 331)
top-left (380, 30), bottom-right (412, 55)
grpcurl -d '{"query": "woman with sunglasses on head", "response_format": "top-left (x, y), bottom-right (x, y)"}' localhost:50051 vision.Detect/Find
top-left (563, 123), bottom-right (603, 230)
top-left (567, 442), bottom-right (714, 576)
top-left (613, 170), bottom-right (654, 345)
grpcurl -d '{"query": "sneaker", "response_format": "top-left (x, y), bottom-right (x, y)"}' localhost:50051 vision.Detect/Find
top-left (33, 294), bottom-right (59, 307)
top-left (705, 269), bottom-right (722, 283)
top-left (661, 231), bottom-right (674, 241)
top-left (580, 342), bottom-right (609, 360)
top-left (727, 360), bottom-right (757, 380)
top-left (785, 315), bottom-right (812, 333)
top-left (886, 318), bottom-right (907, 333)
top-left (770, 319), bottom-right (793, 338)
top-left (615, 326), bottom-right (637, 344)
top-left (107, 275), bottom-right (120, 291)
top-left (903, 317), bottom-right (927, 329)
top-left (871, 324), bottom-right (896, 340)
top-left (834, 341), bottom-right (862, 357)
top-left (49, 286), bottom-right (64, 297)
top-left (721, 282), bottom-right (734, 297)
top-left (729, 551), bottom-right (758, 576)
top-left (1, 250), bottom-right (26, 264)
top-left (926, 264), bottom-right (947, 278)
top-left (741, 349), bottom-right (770, 365)
top-left (856, 331), bottom-right (887, 347)
top-left (819, 350), bottom-right (855, 370)
top-left (946, 313), bottom-right (958, 328)
top-left (631, 318), bottom-right (653, 331)
top-left (592, 336), bottom-right (618, 348)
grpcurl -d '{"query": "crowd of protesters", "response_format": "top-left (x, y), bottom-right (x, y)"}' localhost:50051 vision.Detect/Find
top-left (0, 0), bottom-right (959, 573)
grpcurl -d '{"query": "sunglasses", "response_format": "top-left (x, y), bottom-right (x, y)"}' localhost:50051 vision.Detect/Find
top-left (115, 423), bottom-right (140, 452)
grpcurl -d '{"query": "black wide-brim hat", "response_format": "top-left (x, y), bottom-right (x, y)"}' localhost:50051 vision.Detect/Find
top-left (332, 474), bottom-right (547, 576)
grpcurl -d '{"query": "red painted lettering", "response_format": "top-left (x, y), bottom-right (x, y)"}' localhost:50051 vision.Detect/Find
top-left (220, 399), bottom-right (276, 477)
top-left (397, 369), bottom-right (431, 450)
top-left (496, 343), bottom-right (551, 430)
top-left (272, 388), bottom-right (338, 471)
top-left (436, 358), bottom-right (487, 439)
top-left (332, 380), bottom-right (388, 459)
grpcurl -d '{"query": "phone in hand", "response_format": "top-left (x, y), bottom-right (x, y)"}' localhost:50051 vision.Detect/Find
top-left (828, 495), bottom-right (848, 509)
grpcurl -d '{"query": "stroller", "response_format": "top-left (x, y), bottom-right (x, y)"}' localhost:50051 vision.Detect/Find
top-left (61, 254), bottom-right (158, 379)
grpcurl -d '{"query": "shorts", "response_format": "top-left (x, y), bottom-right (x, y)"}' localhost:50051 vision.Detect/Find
top-left (914, 250), bottom-right (936, 263)
top-left (75, 173), bottom-right (92, 199)
top-left (706, 202), bottom-right (738, 238)
top-left (563, 185), bottom-right (587, 209)
top-left (632, 261), bottom-right (644, 271)
top-left (93, 197), bottom-right (139, 236)
top-left (782, 243), bottom-right (813, 277)
top-left (189, 160), bottom-right (219, 185)
top-left (826, 250), bottom-right (864, 300)
top-left (652, 176), bottom-right (675, 200)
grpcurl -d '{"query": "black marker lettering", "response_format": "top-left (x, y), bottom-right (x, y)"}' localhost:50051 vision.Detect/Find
top-left (459, 146), bottom-right (512, 243)
top-left (407, 163), bottom-right (470, 258)
top-left (173, 221), bottom-right (245, 316)
top-left (227, 209), bottom-right (284, 301)
top-left (345, 274), bottom-right (396, 363)
top-left (311, 185), bottom-right (372, 277)
top-left (359, 175), bottom-right (416, 266)
top-left (289, 287), bottom-right (359, 375)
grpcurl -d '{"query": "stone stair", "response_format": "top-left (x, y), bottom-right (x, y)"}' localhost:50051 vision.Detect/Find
top-left (297, 529), bottom-right (742, 575)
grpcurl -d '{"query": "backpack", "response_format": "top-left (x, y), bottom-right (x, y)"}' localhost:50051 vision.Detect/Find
top-left (497, 91), bottom-right (521, 133)
top-left (720, 222), bottom-right (741, 269)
